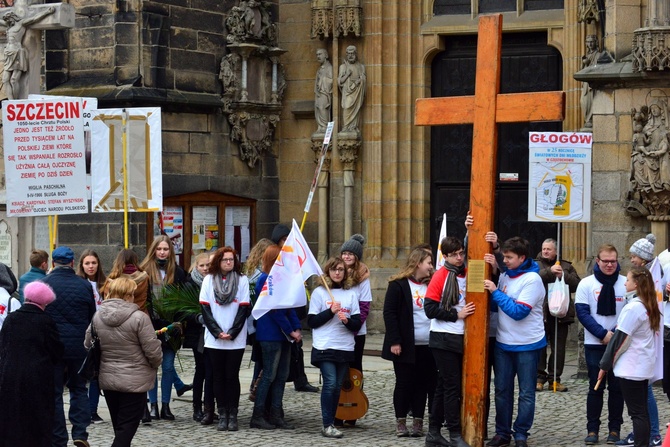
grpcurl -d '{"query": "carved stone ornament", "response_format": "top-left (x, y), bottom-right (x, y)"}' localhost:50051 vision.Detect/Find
top-left (578, 0), bottom-right (600, 24)
top-left (337, 136), bottom-right (360, 170)
top-left (225, 0), bottom-right (277, 46)
top-left (335, 0), bottom-right (362, 37)
top-left (221, 2), bottom-right (287, 168)
top-left (631, 0), bottom-right (670, 71)
top-left (311, 0), bottom-right (333, 40)
top-left (312, 137), bottom-right (332, 172)
top-left (229, 111), bottom-right (280, 168)
top-left (625, 96), bottom-right (670, 220)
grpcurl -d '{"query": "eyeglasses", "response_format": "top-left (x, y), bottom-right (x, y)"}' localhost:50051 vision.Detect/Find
top-left (598, 259), bottom-right (617, 266)
top-left (447, 251), bottom-right (465, 258)
top-left (330, 267), bottom-right (346, 273)
top-left (221, 258), bottom-right (235, 263)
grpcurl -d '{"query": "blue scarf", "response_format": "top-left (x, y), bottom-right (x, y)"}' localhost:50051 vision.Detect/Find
top-left (506, 258), bottom-right (540, 278)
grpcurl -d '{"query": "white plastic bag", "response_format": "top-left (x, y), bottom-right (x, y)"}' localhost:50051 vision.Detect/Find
top-left (548, 275), bottom-right (570, 318)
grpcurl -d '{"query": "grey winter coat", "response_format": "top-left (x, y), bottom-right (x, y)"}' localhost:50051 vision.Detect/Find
top-left (85, 298), bottom-right (162, 393)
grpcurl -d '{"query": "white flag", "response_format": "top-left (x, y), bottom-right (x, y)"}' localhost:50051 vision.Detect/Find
top-left (436, 213), bottom-right (447, 269)
top-left (648, 257), bottom-right (664, 382)
top-left (252, 220), bottom-right (323, 320)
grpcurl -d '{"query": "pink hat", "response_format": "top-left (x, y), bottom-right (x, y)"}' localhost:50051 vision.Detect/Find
top-left (24, 281), bottom-right (56, 309)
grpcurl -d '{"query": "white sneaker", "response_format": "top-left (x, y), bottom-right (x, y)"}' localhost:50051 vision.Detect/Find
top-left (322, 425), bottom-right (344, 438)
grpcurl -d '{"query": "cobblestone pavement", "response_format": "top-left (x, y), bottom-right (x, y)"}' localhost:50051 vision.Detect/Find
top-left (67, 334), bottom-right (668, 447)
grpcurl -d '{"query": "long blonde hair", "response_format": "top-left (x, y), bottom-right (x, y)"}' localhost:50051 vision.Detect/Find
top-left (389, 247), bottom-right (433, 282)
top-left (140, 235), bottom-right (177, 285)
top-left (189, 252), bottom-right (211, 274)
top-left (245, 238), bottom-right (273, 276)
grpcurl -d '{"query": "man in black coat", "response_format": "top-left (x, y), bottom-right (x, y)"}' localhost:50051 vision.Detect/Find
top-left (43, 246), bottom-right (96, 447)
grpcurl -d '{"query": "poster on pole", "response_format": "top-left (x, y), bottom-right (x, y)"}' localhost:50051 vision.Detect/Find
top-left (30, 95), bottom-right (98, 199)
top-left (90, 107), bottom-right (163, 212)
top-left (2, 98), bottom-right (88, 216)
top-left (528, 132), bottom-right (592, 223)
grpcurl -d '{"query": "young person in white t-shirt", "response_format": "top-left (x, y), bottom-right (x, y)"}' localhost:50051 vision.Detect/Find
top-left (381, 245), bottom-right (436, 438)
top-left (308, 257), bottom-right (361, 439)
top-left (598, 267), bottom-right (662, 447)
top-left (199, 246), bottom-right (251, 432)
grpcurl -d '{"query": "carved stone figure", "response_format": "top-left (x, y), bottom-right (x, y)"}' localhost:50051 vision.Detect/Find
top-left (626, 99), bottom-right (670, 220)
top-left (219, 53), bottom-right (240, 112)
top-left (225, 0), bottom-right (277, 45)
top-left (338, 45), bottom-right (366, 134)
top-left (314, 49), bottom-right (333, 133)
top-left (580, 35), bottom-right (602, 130)
top-left (0, 6), bottom-right (55, 99)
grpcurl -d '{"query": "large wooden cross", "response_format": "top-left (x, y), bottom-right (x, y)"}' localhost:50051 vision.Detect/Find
top-left (415, 14), bottom-right (565, 447)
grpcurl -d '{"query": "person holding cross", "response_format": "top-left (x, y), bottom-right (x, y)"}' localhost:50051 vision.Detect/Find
top-left (0, 6), bottom-right (55, 100)
top-left (483, 237), bottom-right (546, 447)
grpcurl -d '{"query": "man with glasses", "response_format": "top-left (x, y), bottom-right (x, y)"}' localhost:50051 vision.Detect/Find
top-left (424, 236), bottom-right (475, 447)
top-left (575, 244), bottom-right (626, 445)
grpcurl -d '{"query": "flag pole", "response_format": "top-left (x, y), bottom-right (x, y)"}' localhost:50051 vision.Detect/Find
top-left (122, 109), bottom-right (129, 248)
top-left (301, 122), bottom-right (334, 232)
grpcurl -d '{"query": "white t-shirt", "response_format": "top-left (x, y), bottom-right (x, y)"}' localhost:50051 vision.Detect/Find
top-left (495, 271), bottom-right (546, 346)
top-left (532, 162), bottom-right (584, 221)
top-left (613, 298), bottom-right (656, 381)
top-left (89, 279), bottom-right (103, 309)
top-left (0, 288), bottom-right (21, 331)
top-left (427, 270), bottom-right (467, 335)
top-left (200, 274), bottom-right (250, 351)
top-left (309, 286), bottom-right (360, 352)
top-left (351, 278), bottom-right (372, 335)
top-left (408, 279), bottom-right (430, 345)
top-left (575, 274), bottom-right (627, 345)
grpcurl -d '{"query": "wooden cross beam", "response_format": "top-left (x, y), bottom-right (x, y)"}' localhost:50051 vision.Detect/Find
top-left (414, 14), bottom-right (565, 447)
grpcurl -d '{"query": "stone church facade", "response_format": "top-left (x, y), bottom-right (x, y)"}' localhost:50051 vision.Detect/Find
top-left (0, 0), bottom-right (664, 332)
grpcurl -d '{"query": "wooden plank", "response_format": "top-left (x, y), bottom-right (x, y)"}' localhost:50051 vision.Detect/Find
top-left (496, 91), bottom-right (566, 123)
top-left (414, 96), bottom-right (475, 126)
top-left (462, 14), bottom-right (501, 447)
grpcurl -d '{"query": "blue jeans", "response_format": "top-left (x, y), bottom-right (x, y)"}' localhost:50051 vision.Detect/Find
top-left (254, 341), bottom-right (291, 411)
top-left (319, 361), bottom-right (348, 427)
top-left (89, 379), bottom-right (100, 413)
top-left (585, 345), bottom-right (624, 434)
top-left (53, 358), bottom-right (90, 446)
top-left (148, 346), bottom-right (185, 404)
top-left (494, 345), bottom-right (541, 441)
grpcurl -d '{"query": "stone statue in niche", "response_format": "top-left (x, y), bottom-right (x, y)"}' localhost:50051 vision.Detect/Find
top-left (314, 48), bottom-right (332, 134)
top-left (219, 53), bottom-right (240, 112)
top-left (226, 0), bottom-right (276, 45)
top-left (580, 35), bottom-right (603, 130)
top-left (0, 6), bottom-right (55, 99)
top-left (626, 98), bottom-right (670, 219)
top-left (338, 45), bottom-right (366, 135)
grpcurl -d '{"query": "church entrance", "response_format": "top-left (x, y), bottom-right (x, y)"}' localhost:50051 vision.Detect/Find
top-left (430, 32), bottom-right (563, 255)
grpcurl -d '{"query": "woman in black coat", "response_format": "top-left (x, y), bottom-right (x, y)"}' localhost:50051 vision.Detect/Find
top-left (0, 281), bottom-right (63, 447)
top-left (381, 246), bottom-right (437, 438)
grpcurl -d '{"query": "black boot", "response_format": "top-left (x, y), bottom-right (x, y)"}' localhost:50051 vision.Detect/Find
top-left (228, 408), bottom-right (239, 431)
top-left (142, 404), bottom-right (152, 425)
top-left (425, 423), bottom-right (450, 447)
top-left (200, 405), bottom-right (214, 426)
top-left (160, 403), bottom-right (175, 421)
top-left (193, 403), bottom-right (204, 422)
top-left (268, 407), bottom-right (295, 429)
top-left (249, 408), bottom-right (276, 430)
top-left (450, 431), bottom-right (471, 447)
top-left (150, 403), bottom-right (160, 420)
top-left (217, 408), bottom-right (229, 431)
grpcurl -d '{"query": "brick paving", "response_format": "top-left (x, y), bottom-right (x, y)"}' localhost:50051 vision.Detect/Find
top-left (65, 333), bottom-right (668, 447)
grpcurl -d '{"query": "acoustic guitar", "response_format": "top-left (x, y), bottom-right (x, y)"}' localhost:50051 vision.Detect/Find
top-left (336, 368), bottom-right (369, 421)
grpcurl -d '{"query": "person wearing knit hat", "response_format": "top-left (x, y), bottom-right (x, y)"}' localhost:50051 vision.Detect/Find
top-left (629, 234), bottom-right (656, 266)
top-left (23, 281), bottom-right (56, 310)
top-left (0, 278), bottom-right (64, 447)
top-left (271, 224), bottom-right (291, 246)
top-left (337, 233), bottom-right (372, 427)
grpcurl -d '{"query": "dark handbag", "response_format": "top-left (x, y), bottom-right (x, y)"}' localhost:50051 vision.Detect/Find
top-left (78, 320), bottom-right (101, 380)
